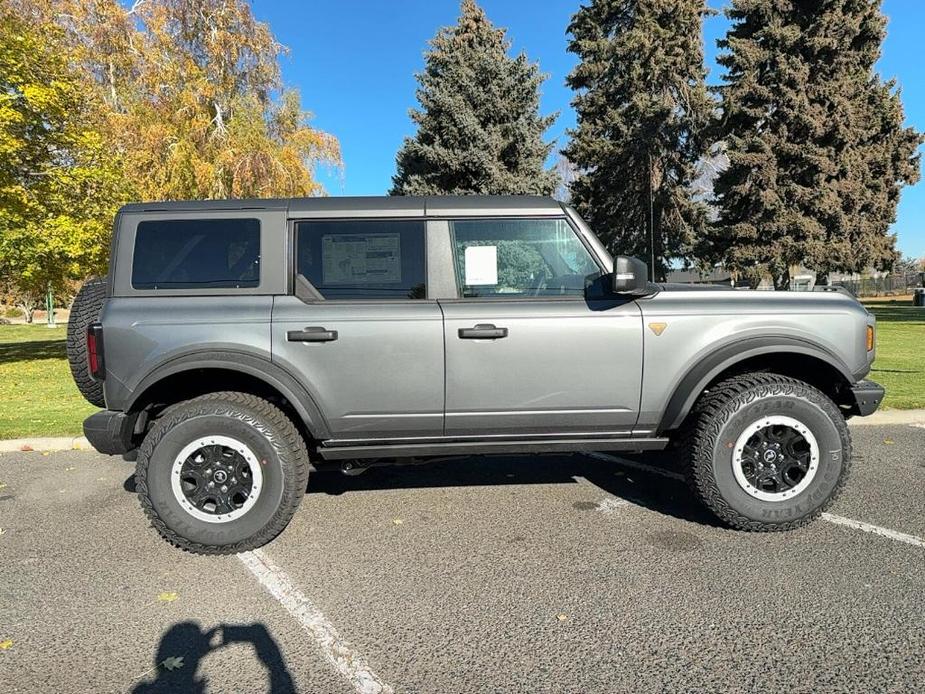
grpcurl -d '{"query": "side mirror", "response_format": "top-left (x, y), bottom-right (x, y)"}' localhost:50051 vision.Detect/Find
top-left (611, 256), bottom-right (650, 295)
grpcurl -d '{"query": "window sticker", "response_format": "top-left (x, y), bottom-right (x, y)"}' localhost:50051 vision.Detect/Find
top-left (322, 233), bottom-right (402, 284)
top-left (464, 245), bottom-right (498, 286)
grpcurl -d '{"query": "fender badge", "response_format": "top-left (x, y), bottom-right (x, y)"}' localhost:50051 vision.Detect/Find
top-left (648, 322), bottom-right (668, 336)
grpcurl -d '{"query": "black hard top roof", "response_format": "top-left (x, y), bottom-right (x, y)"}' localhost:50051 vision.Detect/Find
top-left (119, 195), bottom-right (567, 218)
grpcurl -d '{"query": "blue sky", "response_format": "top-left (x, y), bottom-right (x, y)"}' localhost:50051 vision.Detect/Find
top-left (251, 0), bottom-right (925, 259)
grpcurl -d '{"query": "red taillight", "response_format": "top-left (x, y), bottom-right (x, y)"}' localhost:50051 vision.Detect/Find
top-left (87, 323), bottom-right (105, 379)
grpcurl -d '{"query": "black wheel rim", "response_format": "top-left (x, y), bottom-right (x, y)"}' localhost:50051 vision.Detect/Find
top-left (733, 416), bottom-right (820, 501)
top-left (170, 436), bottom-right (262, 523)
top-left (740, 425), bottom-right (812, 494)
top-left (179, 444), bottom-right (254, 515)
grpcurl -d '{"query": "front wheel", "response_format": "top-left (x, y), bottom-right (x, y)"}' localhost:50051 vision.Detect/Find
top-left (135, 392), bottom-right (310, 554)
top-left (683, 373), bottom-right (851, 531)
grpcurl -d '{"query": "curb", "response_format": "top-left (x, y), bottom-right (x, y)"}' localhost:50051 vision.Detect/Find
top-left (0, 436), bottom-right (93, 453)
top-left (1, 409), bottom-right (923, 454)
top-left (847, 409), bottom-right (925, 427)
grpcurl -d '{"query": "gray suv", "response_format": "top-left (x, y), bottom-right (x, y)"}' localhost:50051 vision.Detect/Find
top-left (67, 196), bottom-right (884, 554)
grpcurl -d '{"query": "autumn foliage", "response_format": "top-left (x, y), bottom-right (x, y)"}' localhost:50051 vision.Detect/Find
top-left (0, 0), bottom-right (340, 314)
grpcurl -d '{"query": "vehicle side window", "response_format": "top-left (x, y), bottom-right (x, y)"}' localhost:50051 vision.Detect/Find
top-left (132, 219), bottom-right (260, 290)
top-left (450, 218), bottom-right (601, 298)
top-left (295, 219), bottom-right (427, 300)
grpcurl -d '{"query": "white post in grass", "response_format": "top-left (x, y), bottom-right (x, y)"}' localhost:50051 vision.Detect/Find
top-left (45, 283), bottom-right (56, 328)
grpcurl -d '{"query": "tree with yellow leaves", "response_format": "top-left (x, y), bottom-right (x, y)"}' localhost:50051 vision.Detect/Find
top-left (58, 0), bottom-right (340, 201)
top-left (1, 0), bottom-right (341, 315)
top-left (0, 3), bottom-right (126, 319)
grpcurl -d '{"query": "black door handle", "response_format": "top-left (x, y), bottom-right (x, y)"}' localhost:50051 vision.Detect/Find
top-left (288, 327), bottom-right (338, 342)
top-left (458, 324), bottom-right (508, 340)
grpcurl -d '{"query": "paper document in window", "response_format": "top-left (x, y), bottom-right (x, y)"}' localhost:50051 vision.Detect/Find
top-left (322, 234), bottom-right (401, 284)
top-left (464, 245), bottom-right (498, 286)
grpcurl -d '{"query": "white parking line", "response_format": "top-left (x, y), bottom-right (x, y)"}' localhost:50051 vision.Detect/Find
top-left (596, 497), bottom-right (630, 514)
top-left (238, 549), bottom-right (394, 694)
top-left (586, 452), bottom-right (684, 481)
top-left (586, 452), bottom-right (925, 550)
top-left (820, 513), bottom-right (925, 548)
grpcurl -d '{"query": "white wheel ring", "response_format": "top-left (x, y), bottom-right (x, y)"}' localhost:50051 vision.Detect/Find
top-left (170, 435), bottom-right (263, 523)
top-left (732, 415), bottom-right (820, 502)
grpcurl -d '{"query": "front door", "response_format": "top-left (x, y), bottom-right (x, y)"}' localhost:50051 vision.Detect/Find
top-left (439, 217), bottom-right (643, 436)
top-left (272, 218), bottom-right (444, 439)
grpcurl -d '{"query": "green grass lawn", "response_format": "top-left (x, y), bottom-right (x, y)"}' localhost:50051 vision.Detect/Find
top-left (0, 305), bottom-right (922, 439)
top-left (0, 324), bottom-right (96, 439)
top-left (865, 304), bottom-right (925, 410)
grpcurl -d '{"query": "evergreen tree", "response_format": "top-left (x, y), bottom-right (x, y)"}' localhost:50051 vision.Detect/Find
top-left (564, 0), bottom-right (714, 281)
top-left (806, 0), bottom-right (922, 283)
top-left (391, 0), bottom-right (557, 196)
top-left (705, 0), bottom-right (922, 289)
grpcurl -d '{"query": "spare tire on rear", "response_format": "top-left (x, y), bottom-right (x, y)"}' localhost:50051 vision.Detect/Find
top-left (67, 277), bottom-right (108, 407)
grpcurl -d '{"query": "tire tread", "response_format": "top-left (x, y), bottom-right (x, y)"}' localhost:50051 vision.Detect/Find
top-left (135, 391), bottom-right (310, 555)
top-left (66, 278), bottom-right (107, 407)
top-left (680, 372), bottom-right (851, 532)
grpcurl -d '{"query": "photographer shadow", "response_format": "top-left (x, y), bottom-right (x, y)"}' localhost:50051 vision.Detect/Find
top-left (132, 621), bottom-right (295, 694)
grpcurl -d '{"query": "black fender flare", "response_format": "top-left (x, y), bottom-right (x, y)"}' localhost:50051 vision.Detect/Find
top-left (658, 336), bottom-right (857, 433)
top-left (125, 350), bottom-right (331, 439)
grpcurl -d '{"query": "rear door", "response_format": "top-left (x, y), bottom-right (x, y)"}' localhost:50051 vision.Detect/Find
top-left (438, 217), bottom-right (643, 436)
top-left (272, 218), bottom-right (445, 440)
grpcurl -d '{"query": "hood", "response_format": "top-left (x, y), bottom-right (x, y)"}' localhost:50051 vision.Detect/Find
top-left (655, 283), bottom-right (735, 292)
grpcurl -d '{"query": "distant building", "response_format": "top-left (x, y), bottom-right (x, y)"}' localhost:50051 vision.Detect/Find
top-left (665, 264), bottom-right (900, 293)
top-left (664, 266), bottom-right (734, 286)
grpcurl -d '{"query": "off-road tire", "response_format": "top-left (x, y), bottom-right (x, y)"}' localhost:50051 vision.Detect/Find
top-left (681, 373), bottom-right (851, 531)
top-left (66, 277), bottom-right (107, 407)
top-left (136, 392), bottom-right (310, 555)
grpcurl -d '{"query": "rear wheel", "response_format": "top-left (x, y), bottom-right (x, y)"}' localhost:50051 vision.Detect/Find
top-left (66, 277), bottom-right (107, 407)
top-left (136, 392), bottom-right (310, 554)
top-left (682, 373), bottom-right (851, 531)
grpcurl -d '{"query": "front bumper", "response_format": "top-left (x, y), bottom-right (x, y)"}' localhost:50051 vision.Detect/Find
top-left (848, 380), bottom-right (885, 417)
top-left (83, 410), bottom-right (136, 455)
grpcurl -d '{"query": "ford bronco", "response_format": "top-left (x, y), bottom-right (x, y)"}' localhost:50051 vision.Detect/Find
top-left (67, 196), bottom-right (884, 554)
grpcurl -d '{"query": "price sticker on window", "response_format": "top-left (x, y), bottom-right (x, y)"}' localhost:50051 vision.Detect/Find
top-left (464, 246), bottom-right (498, 286)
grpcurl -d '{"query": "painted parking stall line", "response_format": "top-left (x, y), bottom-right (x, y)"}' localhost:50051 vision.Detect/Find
top-left (238, 549), bottom-right (394, 694)
top-left (595, 497), bottom-right (630, 514)
top-left (586, 452), bottom-right (925, 550)
top-left (586, 452), bottom-right (684, 481)
top-left (821, 513), bottom-right (925, 549)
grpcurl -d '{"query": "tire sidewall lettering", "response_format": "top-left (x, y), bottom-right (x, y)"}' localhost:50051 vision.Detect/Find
top-left (714, 393), bottom-right (845, 523)
top-left (145, 411), bottom-right (286, 545)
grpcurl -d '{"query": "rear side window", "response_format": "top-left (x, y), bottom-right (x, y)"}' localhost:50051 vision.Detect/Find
top-left (132, 219), bottom-right (261, 290)
top-left (296, 219), bottom-right (427, 300)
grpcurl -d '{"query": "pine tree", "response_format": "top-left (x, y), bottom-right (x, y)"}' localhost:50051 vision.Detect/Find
top-left (805, 0), bottom-right (922, 282)
top-left (391, 0), bottom-right (557, 196)
top-left (564, 0), bottom-right (715, 281)
top-left (700, 1), bottom-right (815, 289)
top-left (705, 0), bottom-right (922, 289)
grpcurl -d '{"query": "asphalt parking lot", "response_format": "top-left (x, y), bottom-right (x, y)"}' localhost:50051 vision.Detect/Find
top-left (1, 423), bottom-right (923, 693)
